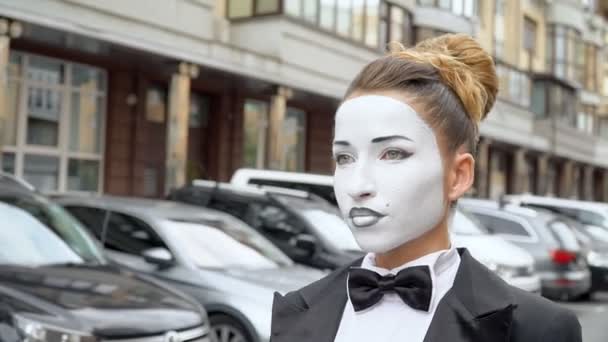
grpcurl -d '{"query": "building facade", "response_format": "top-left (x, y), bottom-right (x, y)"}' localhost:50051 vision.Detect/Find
top-left (0, 0), bottom-right (606, 201)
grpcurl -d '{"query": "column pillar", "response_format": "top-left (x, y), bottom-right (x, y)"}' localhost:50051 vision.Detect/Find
top-left (475, 139), bottom-right (490, 197)
top-left (603, 169), bottom-right (608, 202)
top-left (559, 160), bottom-right (575, 198)
top-left (583, 165), bottom-right (595, 201)
top-left (536, 154), bottom-right (549, 196)
top-left (0, 19), bottom-right (21, 171)
top-left (267, 86), bottom-right (293, 170)
top-left (165, 62), bottom-right (198, 195)
top-left (511, 148), bottom-right (528, 194)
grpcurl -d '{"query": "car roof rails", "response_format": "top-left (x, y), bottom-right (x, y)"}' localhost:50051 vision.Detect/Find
top-left (192, 179), bottom-right (267, 196)
top-left (254, 185), bottom-right (310, 198)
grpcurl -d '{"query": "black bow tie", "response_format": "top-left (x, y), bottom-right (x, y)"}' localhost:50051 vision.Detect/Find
top-left (348, 266), bottom-right (433, 312)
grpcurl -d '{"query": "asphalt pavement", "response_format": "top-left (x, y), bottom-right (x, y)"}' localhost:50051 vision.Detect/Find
top-left (560, 292), bottom-right (608, 342)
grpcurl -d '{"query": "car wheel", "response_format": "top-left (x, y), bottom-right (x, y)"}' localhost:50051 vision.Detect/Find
top-left (210, 314), bottom-right (252, 342)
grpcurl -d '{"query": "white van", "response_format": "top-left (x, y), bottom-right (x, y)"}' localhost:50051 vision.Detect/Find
top-left (231, 168), bottom-right (336, 205)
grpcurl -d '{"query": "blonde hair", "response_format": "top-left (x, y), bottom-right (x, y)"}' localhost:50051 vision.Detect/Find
top-left (345, 33), bottom-right (498, 153)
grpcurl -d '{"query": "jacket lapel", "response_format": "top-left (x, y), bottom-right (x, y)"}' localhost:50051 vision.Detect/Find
top-left (424, 249), bottom-right (516, 342)
top-left (270, 259), bottom-right (359, 342)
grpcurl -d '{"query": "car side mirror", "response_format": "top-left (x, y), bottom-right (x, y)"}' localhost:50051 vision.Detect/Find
top-left (142, 247), bottom-right (175, 269)
top-left (293, 234), bottom-right (317, 256)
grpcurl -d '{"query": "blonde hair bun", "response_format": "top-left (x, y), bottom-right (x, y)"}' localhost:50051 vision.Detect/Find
top-left (390, 33), bottom-right (498, 124)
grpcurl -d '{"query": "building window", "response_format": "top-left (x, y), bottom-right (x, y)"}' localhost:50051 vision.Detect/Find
top-left (2, 53), bottom-right (21, 147)
top-left (496, 62), bottom-right (531, 108)
top-left (243, 100), bottom-right (269, 169)
top-left (577, 104), bottom-right (597, 135)
top-left (494, 0), bottom-right (505, 59)
top-left (146, 86), bottom-right (166, 123)
top-left (381, 2), bottom-right (414, 46)
top-left (227, 0), bottom-right (280, 18)
top-left (189, 93), bottom-right (210, 129)
top-left (242, 99), bottom-right (306, 171)
top-left (523, 17), bottom-right (537, 69)
top-left (414, 27), bottom-right (448, 44)
top-left (546, 25), bottom-right (584, 84)
top-left (416, 0), bottom-right (478, 18)
top-left (531, 80), bottom-right (577, 126)
top-left (599, 117), bottom-right (608, 140)
top-left (2, 51), bottom-right (106, 193)
top-left (584, 43), bottom-right (599, 92)
top-left (1, 153), bottom-right (15, 174)
top-left (282, 107), bottom-right (307, 171)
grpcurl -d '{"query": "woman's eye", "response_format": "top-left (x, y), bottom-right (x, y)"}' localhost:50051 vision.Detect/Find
top-left (335, 154), bottom-right (354, 165)
top-left (381, 149), bottom-right (411, 161)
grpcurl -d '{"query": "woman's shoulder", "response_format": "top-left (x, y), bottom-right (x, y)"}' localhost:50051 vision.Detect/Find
top-left (508, 286), bottom-right (581, 341)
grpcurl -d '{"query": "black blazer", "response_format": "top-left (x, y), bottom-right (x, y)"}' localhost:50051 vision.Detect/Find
top-left (270, 248), bottom-right (581, 342)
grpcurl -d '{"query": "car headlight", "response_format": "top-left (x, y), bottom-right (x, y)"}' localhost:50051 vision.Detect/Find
top-left (587, 251), bottom-right (608, 268)
top-left (15, 315), bottom-right (96, 342)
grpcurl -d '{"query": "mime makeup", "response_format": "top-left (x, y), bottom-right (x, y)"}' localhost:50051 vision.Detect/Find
top-left (332, 95), bottom-right (446, 253)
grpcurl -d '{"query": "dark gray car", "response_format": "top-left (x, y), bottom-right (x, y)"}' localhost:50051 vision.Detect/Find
top-left (56, 195), bottom-right (325, 342)
top-left (460, 198), bottom-right (591, 301)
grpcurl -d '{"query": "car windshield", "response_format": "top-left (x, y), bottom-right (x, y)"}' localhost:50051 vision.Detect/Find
top-left (452, 208), bottom-right (488, 235)
top-left (0, 194), bottom-right (104, 266)
top-left (162, 217), bottom-right (293, 269)
top-left (273, 194), bottom-right (360, 252)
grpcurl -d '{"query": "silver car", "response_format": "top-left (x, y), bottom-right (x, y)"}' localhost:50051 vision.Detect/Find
top-left (56, 195), bottom-right (326, 342)
top-left (460, 198), bottom-right (591, 301)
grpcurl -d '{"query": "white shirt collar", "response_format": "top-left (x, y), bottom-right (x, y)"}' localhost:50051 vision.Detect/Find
top-left (361, 246), bottom-right (459, 276)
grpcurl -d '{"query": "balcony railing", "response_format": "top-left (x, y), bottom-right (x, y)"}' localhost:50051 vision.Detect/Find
top-left (227, 0), bottom-right (415, 49)
top-left (496, 61), bottom-right (532, 109)
top-left (416, 0), bottom-right (479, 18)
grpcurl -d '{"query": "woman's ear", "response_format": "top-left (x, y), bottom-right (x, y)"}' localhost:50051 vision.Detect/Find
top-left (446, 151), bottom-right (475, 202)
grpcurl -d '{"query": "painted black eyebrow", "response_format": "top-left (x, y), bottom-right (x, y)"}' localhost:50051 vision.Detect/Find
top-left (371, 135), bottom-right (412, 143)
top-left (333, 140), bottom-right (350, 146)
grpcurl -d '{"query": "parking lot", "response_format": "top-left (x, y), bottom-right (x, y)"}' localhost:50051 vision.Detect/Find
top-left (561, 293), bottom-right (608, 342)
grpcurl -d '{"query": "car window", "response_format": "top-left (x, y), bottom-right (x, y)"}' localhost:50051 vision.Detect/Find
top-left (472, 213), bottom-right (532, 237)
top-left (248, 202), bottom-right (304, 242)
top-left (105, 212), bottom-right (168, 255)
top-left (0, 195), bottom-right (104, 265)
top-left (64, 206), bottom-right (107, 239)
top-left (452, 209), bottom-right (488, 235)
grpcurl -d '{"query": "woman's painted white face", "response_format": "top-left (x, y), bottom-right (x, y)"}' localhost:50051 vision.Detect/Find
top-left (332, 95), bottom-right (446, 253)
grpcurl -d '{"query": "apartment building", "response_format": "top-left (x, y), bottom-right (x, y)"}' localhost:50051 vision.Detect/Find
top-left (0, 0), bottom-right (606, 201)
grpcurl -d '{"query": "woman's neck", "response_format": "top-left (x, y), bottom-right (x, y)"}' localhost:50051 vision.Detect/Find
top-left (373, 223), bottom-right (451, 270)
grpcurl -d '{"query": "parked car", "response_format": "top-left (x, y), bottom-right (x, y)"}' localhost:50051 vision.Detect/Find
top-left (0, 172), bottom-right (35, 192)
top-left (57, 195), bottom-right (325, 342)
top-left (169, 181), bottom-right (364, 269)
top-left (0, 177), bottom-right (212, 342)
top-left (451, 208), bottom-right (541, 293)
top-left (231, 168), bottom-right (337, 206)
top-left (503, 196), bottom-right (608, 294)
top-left (460, 198), bottom-right (592, 301)
top-left (503, 194), bottom-right (608, 231)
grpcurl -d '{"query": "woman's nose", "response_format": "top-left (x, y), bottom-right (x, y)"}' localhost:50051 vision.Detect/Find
top-left (347, 170), bottom-right (377, 201)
